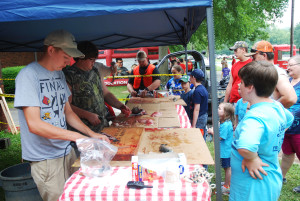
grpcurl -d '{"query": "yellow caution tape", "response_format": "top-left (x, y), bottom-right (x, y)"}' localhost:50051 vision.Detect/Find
top-left (0, 74), bottom-right (185, 81)
top-left (104, 74), bottom-right (186, 79)
top-left (117, 98), bottom-right (131, 101)
top-left (0, 94), bottom-right (15, 98)
top-left (0, 78), bottom-right (15, 81)
top-left (0, 73), bottom-right (187, 80)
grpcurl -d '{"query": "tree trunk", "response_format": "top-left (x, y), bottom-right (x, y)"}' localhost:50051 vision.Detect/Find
top-left (158, 46), bottom-right (169, 87)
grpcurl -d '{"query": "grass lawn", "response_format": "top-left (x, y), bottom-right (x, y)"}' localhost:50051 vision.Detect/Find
top-left (0, 131), bottom-right (299, 200)
top-left (106, 85), bottom-right (129, 103)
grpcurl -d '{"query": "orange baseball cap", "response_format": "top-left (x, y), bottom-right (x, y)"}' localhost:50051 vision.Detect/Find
top-left (245, 40), bottom-right (273, 57)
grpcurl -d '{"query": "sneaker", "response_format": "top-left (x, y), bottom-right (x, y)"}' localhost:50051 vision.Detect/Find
top-left (283, 178), bottom-right (287, 184)
top-left (221, 185), bottom-right (230, 195)
top-left (293, 185), bottom-right (300, 193)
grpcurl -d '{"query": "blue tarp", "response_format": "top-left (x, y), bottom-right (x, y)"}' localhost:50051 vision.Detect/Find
top-left (0, 0), bottom-right (212, 51)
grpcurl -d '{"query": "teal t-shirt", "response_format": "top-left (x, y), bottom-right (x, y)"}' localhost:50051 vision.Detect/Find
top-left (219, 120), bottom-right (233, 158)
top-left (235, 98), bottom-right (249, 123)
top-left (230, 101), bottom-right (293, 201)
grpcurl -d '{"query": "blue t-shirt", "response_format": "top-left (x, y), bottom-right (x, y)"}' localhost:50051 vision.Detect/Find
top-left (222, 67), bottom-right (230, 77)
top-left (230, 101), bottom-right (294, 201)
top-left (219, 120), bottom-right (233, 158)
top-left (286, 78), bottom-right (300, 134)
top-left (235, 98), bottom-right (249, 123)
top-left (180, 89), bottom-right (194, 121)
top-left (165, 77), bottom-right (184, 95)
top-left (191, 84), bottom-right (208, 118)
top-left (14, 62), bottom-right (71, 161)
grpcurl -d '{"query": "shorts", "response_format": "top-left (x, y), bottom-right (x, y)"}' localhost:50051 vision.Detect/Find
top-left (221, 158), bottom-right (231, 168)
top-left (30, 148), bottom-right (78, 201)
top-left (196, 113), bottom-right (208, 141)
top-left (282, 134), bottom-right (300, 160)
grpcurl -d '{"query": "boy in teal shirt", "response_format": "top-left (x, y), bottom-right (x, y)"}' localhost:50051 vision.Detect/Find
top-left (230, 61), bottom-right (294, 201)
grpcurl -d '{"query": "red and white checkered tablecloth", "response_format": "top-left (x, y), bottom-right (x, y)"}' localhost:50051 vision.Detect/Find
top-left (59, 165), bottom-right (211, 201)
top-left (176, 105), bottom-right (192, 128)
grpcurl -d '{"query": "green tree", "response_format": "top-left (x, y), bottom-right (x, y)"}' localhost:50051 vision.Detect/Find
top-left (267, 26), bottom-right (290, 45)
top-left (170, 0), bottom-right (289, 52)
top-left (294, 22), bottom-right (300, 50)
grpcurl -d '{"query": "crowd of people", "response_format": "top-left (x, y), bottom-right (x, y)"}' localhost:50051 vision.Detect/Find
top-left (14, 28), bottom-right (300, 201)
top-left (216, 40), bottom-right (299, 199)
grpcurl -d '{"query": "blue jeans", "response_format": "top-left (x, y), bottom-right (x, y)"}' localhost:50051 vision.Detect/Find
top-left (196, 113), bottom-right (208, 141)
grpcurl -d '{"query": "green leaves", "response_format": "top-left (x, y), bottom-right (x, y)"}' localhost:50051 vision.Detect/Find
top-left (170, 0), bottom-right (289, 52)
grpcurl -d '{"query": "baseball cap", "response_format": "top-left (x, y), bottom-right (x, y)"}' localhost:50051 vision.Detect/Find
top-left (229, 41), bottom-right (248, 50)
top-left (179, 75), bottom-right (190, 83)
top-left (44, 30), bottom-right (84, 58)
top-left (191, 69), bottom-right (204, 80)
top-left (136, 51), bottom-right (147, 61)
top-left (244, 40), bottom-right (273, 57)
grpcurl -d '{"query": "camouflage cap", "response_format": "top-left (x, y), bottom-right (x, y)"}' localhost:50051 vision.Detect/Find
top-left (229, 41), bottom-right (248, 51)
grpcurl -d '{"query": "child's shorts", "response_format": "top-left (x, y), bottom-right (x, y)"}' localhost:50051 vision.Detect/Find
top-left (221, 158), bottom-right (231, 168)
top-left (282, 134), bottom-right (300, 160)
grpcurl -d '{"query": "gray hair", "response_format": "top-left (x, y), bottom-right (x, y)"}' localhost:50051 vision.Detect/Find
top-left (289, 55), bottom-right (300, 64)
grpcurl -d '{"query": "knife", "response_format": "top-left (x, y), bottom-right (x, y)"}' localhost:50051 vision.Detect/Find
top-left (99, 132), bottom-right (119, 142)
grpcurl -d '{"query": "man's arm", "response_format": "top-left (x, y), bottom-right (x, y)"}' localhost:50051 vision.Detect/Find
top-left (102, 80), bottom-right (131, 116)
top-left (67, 83), bottom-right (101, 126)
top-left (64, 102), bottom-right (108, 141)
top-left (23, 106), bottom-right (86, 141)
top-left (238, 149), bottom-right (269, 180)
top-left (147, 79), bottom-right (161, 91)
top-left (127, 82), bottom-right (137, 97)
top-left (192, 103), bottom-right (200, 128)
top-left (274, 74), bottom-right (297, 108)
top-left (140, 79), bottom-right (161, 98)
top-left (23, 105), bottom-right (109, 142)
top-left (223, 73), bottom-right (233, 103)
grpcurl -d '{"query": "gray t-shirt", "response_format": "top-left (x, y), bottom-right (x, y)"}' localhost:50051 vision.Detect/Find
top-left (14, 61), bottom-right (71, 161)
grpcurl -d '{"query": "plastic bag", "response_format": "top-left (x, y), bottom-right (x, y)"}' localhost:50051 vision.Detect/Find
top-left (76, 138), bottom-right (118, 177)
top-left (137, 152), bottom-right (182, 182)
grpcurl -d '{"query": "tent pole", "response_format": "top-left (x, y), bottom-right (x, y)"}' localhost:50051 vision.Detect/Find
top-left (206, 6), bottom-right (222, 201)
top-left (290, 0), bottom-right (295, 57)
top-left (184, 45), bottom-right (188, 73)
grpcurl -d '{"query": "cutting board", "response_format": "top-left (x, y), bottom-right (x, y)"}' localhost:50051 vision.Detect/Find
top-left (137, 128), bottom-right (215, 165)
top-left (102, 127), bottom-right (144, 161)
top-left (110, 116), bottom-right (159, 128)
top-left (120, 101), bottom-right (180, 128)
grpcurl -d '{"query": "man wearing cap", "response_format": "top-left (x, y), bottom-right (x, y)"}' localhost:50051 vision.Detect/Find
top-left (14, 30), bottom-right (109, 201)
top-left (63, 41), bottom-right (131, 132)
top-left (245, 40), bottom-right (296, 108)
top-left (127, 50), bottom-right (161, 98)
top-left (224, 41), bottom-right (252, 104)
top-left (190, 69), bottom-right (209, 139)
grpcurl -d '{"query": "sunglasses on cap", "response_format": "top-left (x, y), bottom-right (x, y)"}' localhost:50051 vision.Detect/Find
top-left (250, 49), bottom-right (265, 55)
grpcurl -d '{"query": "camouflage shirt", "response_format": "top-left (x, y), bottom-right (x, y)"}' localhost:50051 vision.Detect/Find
top-left (63, 65), bottom-right (108, 132)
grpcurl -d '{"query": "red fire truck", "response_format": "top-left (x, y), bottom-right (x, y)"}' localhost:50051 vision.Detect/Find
top-left (274, 44), bottom-right (299, 69)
